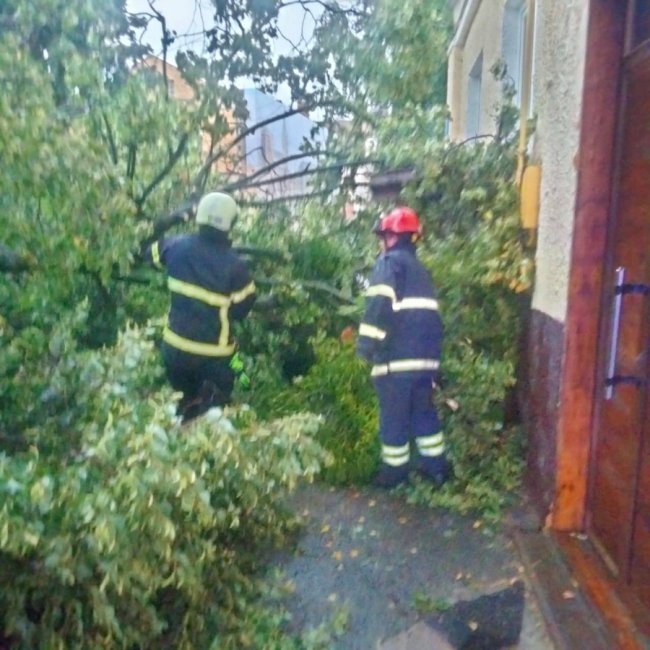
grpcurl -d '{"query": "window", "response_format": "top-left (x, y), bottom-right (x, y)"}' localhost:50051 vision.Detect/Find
top-left (466, 53), bottom-right (483, 138)
top-left (502, 0), bottom-right (527, 107)
top-left (633, 0), bottom-right (650, 48)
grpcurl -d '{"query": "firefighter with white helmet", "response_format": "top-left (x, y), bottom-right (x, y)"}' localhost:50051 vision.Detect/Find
top-left (357, 206), bottom-right (451, 487)
top-left (145, 192), bottom-right (255, 421)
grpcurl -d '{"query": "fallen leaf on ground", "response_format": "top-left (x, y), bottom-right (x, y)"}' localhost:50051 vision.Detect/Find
top-left (562, 590), bottom-right (576, 600)
top-left (332, 551), bottom-right (343, 561)
top-left (349, 549), bottom-right (359, 558)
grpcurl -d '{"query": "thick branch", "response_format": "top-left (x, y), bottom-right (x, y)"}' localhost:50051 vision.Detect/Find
top-left (234, 159), bottom-right (374, 192)
top-left (193, 100), bottom-right (332, 192)
top-left (101, 109), bottom-right (119, 165)
top-left (146, 195), bottom-right (199, 243)
top-left (235, 246), bottom-right (289, 262)
top-left (255, 276), bottom-right (354, 304)
top-left (242, 186), bottom-right (340, 206)
top-left (222, 150), bottom-right (335, 191)
top-left (136, 132), bottom-right (190, 209)
top-left (147, 0), bottom-right (171, 100)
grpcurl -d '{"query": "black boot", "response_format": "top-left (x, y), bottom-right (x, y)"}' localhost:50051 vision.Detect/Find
top-left (416, 457), bottom-right (452, 488)
top-left (181, 381), bottom-right (224, 424)
top-left (372, 464), bottom-right (409, 488)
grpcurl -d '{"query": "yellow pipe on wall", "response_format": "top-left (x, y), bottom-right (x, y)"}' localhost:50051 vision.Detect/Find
top-left (515, 0), bottom-right (541, 228)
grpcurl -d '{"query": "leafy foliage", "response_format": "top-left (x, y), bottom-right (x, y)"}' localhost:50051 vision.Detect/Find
top-left (267, 337), bottom-right (380, 485)
top-left (1, 0), bottom-right (536, 645)
top-left (0, 324), bottom-right (329, 648)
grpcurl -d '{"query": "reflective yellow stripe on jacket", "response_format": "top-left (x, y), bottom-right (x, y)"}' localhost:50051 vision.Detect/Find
top-left (164, 277), bottom-right (244, 357)
top-left (231, 281), bottom-right (256, 304)
top-left (371, 359), bottom-right (440, 377)
top-left (359, 323), bottom-right (387, 340)
top-left (365, 284), bottom-right (397, 301)
top-left (167, 277), bottom-right (231, 306)
top-left (163, 327), bottom-right (235, 357)
top-left (151, 242), bottom-right (163, 269)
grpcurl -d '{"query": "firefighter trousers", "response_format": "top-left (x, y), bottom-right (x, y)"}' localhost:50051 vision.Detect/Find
top-left (372, 372), bottom-right (446, 472)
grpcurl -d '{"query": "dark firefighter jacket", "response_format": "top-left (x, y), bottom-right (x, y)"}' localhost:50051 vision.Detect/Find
top-left (357, 240), bottom-right (443, 377)
top-left (145, 227), bottom-right (256, 358)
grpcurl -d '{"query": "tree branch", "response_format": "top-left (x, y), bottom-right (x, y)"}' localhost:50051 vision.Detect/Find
top-left (222, 150), bottom-right (335, 191)
top-left (242, 186), bottom-right (339, 206)
top-left (136, 132), bottom-right (190, 210)
top-left (255, 276), bottom-right (354, 304)
top-left (233, 159), bottom-right (374, 192)
top-left (147, 0), bottom-right (172, 100)
top-left (193, 100), bottom-right (333, 193)
top-left (101, 109), bottom-right (119, 165)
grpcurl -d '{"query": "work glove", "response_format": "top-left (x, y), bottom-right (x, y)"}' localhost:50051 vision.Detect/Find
top-left (230, 352), bottom-right (251, 390)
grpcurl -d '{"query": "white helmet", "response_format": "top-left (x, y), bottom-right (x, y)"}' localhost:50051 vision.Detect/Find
top-left (195, 192), bottom-right (238, 231)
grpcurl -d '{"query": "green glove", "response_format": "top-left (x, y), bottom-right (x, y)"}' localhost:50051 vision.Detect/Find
top-left (237, 372), bottom-right (251, 390)
top-left (230, 352), bottom-right (251, 390)
top-left (230, 352), bottom-right (245, 373)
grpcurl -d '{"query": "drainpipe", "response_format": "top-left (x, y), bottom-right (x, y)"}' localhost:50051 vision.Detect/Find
top-left (516, 0), bottom-right (537, 186)
top-left (517, 0), bottom-right (541, 241)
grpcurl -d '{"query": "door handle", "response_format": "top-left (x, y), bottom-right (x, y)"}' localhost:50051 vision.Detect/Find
top-left (605, 267), bottom-right (625, 400)
top-left (604, 267), bottom-right (649, 399)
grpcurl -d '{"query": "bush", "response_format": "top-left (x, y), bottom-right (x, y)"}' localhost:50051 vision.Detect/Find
top-left (263, 336), bottom-right (379, 485)
top-left (0, 325), bottom-right (329, 649)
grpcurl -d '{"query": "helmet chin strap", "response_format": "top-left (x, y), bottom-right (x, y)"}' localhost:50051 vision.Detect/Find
top-left (380, 232), bottom-right (400, 251)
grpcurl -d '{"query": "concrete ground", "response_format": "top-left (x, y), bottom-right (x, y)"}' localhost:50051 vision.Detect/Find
top-left (273, 483), bottom-right (555, 649)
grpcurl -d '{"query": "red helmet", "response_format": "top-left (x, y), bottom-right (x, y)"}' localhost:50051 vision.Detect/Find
top-left (374, 206), bottom-right (422, 236)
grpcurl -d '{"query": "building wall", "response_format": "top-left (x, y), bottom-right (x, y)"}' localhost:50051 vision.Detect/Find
top-left (242, 89), bottom-right (324, 199)
top-left (521, 0), bottom-right (589, 512)
top-left (446, 0), bottom-right (591, 512)
top-left (140, 56), bottom-right (242, 176)
top-left (448, 1), bottom-right (589, 321)
top-left (141, 55), bottom-right (195, 101)
top-left (447, 0), bottom-right (505, 140)
top-left (529, 0), bottom-right (589, 323)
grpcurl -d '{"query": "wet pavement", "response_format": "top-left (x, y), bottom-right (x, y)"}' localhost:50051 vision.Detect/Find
top-left (274, 483), bottom-right (554, 649)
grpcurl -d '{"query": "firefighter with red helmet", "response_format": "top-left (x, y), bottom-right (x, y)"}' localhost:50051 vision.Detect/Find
top-left (357, 206), bottom-right (451, 488)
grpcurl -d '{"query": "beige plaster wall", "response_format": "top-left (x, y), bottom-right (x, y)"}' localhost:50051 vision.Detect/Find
top-left (447, 0), bottom-right (506, 140)
top-left (529, 0), bottom-right (589, 322)
top-left (447, 0), bottom-right (590, 323)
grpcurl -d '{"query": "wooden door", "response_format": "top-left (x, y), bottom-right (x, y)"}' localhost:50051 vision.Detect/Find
top-left (588, 0), bottom-right (650, 620)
